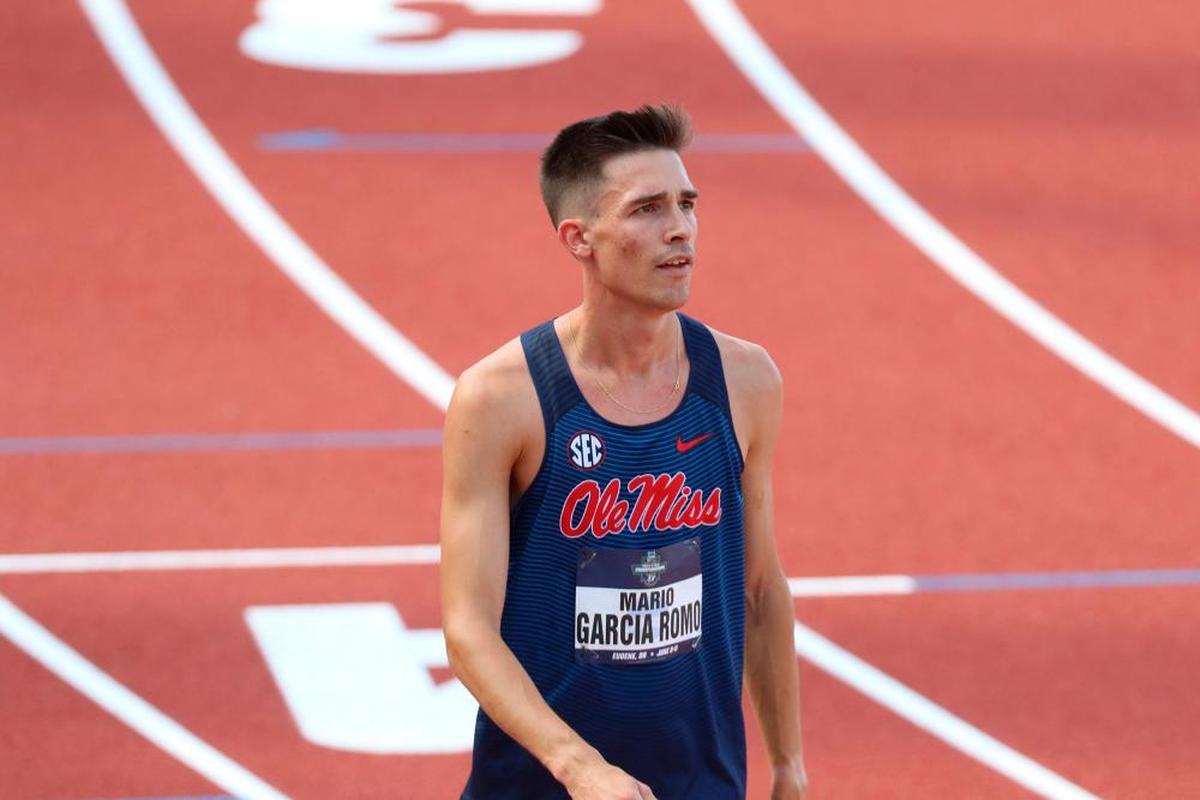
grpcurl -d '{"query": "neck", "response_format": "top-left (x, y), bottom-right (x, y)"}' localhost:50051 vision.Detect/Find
top-left (570, 299), bottom-right (679, 377)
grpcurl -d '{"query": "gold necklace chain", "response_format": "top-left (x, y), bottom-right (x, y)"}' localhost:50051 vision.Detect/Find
top-left (568, 316), bottom-right (682, 415)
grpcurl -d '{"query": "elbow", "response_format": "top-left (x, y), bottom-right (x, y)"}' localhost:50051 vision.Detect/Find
top-left (744, 581), bottom-right (766, 620)
top-left (443, 611), bottom-right (499, 682)
top-left (442, 617), bottom-right (471, 681)
top-left (745, 582), bottom-right (774, 624)
top-left (745, 569), bottom-right (790, 622)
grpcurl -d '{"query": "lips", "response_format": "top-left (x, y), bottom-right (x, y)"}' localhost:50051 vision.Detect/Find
top-left (656, 254), bottom-right (693, 269)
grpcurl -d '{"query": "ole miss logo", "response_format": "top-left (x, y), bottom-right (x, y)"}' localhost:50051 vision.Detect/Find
top-left (559, 471), bottom-right (722, 539)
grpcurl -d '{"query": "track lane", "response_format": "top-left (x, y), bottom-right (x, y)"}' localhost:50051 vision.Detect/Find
top-left (746, 659), bottom-right (1031, 798)
top-left (118, 0), bottom-right (794, 376)
top-left (0, 0), bottom-right (440, 437)
top-left (0, 635), bottom-right (222, 800)
top-left (0, 448), bottom-right (441, 553)
top-left (1, 567), bottom-right (1045, 799)
top-left (735, 0), bottom-right (1200, 412)
top-left (0, 568), bottom-right (465, 799)
top-left (798, 589), bottom-right (1200, 797)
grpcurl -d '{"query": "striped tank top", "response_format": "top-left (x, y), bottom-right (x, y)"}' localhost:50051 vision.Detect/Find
top-left (463, 312), bottom-right (747, 799)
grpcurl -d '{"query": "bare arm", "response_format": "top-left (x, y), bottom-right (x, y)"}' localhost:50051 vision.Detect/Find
top-left (439, 358), bottom-right (656, 800)
top-left (737, 346), bottom-right (808, 798)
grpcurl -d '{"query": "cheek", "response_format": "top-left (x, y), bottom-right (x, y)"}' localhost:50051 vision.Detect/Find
top-left (615, 226), bottom-right (654, 259)
top-left (618, 236), bottom-right (642, 257)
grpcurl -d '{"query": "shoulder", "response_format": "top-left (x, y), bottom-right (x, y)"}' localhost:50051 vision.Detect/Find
top-left (699, 322), bottom-right (783, 459)
top-left (705, 324), bottom-right (783, 404)
top-left (450, 336), bottom-right (541, 419)
top-left (446, 335), bottom-right (541, 450)
top-left (453, 336), bottom-right (535, 407)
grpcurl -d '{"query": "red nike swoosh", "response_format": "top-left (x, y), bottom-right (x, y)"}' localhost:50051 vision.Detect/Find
top-left (676, 432), bottom-right (715, 453)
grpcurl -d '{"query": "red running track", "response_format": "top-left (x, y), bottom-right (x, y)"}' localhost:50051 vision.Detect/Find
top-left (2, 0), bottom-right (1198, 797)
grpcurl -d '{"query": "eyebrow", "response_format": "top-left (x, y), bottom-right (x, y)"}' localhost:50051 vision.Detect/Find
top-left (624, 189), bottom-right (700, 210)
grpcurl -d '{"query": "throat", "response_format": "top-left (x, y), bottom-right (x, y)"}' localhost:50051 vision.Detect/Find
top-left (564, 311), bottom-right (689, 420)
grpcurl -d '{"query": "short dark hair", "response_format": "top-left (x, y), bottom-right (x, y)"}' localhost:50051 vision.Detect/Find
top-left (539, 104), bottom-right (693, 226)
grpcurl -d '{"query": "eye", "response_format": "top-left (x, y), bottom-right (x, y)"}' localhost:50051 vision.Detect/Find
top-left (637, 203), bottom-right (659, 214)
top-left (680, 199), bottom-right (695, 211)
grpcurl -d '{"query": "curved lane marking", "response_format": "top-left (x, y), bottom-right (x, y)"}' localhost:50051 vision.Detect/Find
top-left (794, 621), bottom-right (1100, 800)
top-left (0, 592), bottom-right (289, 800)
top-left (79, 0), bottom-right (455, 411)
top-left (687, 0), bottom-right (1200, 450)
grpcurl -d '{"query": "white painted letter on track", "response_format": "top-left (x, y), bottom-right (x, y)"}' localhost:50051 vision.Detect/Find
top-left (240, 0), bottom-right (602, 74)
top-left (245, 603), bottom-right (477, 753)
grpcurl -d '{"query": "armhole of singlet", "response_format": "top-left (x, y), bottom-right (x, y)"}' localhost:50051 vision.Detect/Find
top-left (678, 313), bottom-right (745, 473)
top-left (511, 319), bottom-right (584, 516)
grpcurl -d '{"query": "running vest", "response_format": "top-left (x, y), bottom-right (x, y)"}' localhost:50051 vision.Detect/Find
top-left (463, 313), bottom-right (747, 800)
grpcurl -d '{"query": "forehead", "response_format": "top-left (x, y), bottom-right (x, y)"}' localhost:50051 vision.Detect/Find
top-left (597, 149), bottom-right (693, 200)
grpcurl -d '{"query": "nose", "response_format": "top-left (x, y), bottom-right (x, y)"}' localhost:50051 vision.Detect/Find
top-left (664, 203), bottom-right (694, 244)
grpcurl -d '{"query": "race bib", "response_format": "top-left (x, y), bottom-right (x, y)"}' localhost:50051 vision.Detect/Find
top-left (574, 538), bottom-right (702, 665)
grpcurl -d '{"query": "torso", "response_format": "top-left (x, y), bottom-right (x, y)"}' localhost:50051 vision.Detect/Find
top-left (464, 311), bottom-right (752, 799)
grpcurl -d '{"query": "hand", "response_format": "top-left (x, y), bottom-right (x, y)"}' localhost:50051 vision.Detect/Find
top-left (771, 759), bottom-right (808, 800)
top-left (563, 759), bottom-right (657, 800)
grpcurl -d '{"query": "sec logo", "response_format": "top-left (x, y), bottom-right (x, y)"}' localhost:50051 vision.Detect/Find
top-left (568, 431), bottom-right (605, 470)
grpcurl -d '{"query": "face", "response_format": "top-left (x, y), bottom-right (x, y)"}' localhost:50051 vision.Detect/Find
top-left (567, 148), bottom-right (699, 311)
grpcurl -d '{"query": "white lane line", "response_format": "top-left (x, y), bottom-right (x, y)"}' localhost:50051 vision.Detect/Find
top-left (77, 0), bottom-right (456, 412)
top-left (789, 574), bottom-right (917, 597)
top-left (0, 545), bottom-right (440, 574)
top-left (0, 592), bottom-right (289, 800)
top-left (793, 621), bottom-right (1100, 799)
top-left (687, 0), bottom-right (1200, 450)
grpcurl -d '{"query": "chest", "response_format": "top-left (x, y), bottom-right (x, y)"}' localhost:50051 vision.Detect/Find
top-left (533, 398), bottom-right (741, 539)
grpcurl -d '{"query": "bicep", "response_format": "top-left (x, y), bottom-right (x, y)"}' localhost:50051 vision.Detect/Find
top-left (740, 353), bottom-right (785, 600)
top-left (742, 450), bottom-right (784, 602)
top-left (439, 378), bottom-right (522, 632)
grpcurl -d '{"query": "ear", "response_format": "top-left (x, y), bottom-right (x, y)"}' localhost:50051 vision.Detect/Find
top-left (557, 218), bottom-right (592, 260)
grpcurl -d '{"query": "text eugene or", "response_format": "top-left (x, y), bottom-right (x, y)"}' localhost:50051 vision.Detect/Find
top-left (559, 472), bottom-right (722, 538)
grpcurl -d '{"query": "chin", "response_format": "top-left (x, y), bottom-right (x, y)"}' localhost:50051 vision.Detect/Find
top-left (610, 277), bottom-right (690, 312)
top-left (647, 285), bottom-right (690, 312)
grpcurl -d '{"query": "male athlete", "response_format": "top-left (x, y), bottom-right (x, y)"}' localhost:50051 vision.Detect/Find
top-left (441, 105), bottom-right (806, 799)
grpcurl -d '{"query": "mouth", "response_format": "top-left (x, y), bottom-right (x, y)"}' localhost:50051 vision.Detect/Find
top-left (656, 254), bottom-right (693, 271)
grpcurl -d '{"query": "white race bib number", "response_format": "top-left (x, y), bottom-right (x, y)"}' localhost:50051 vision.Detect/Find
top-left (574, 538), bottom-right (702, 666)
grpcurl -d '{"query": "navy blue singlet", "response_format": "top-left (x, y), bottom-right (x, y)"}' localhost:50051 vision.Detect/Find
top-left (463, 313), bottom-right (747, 800)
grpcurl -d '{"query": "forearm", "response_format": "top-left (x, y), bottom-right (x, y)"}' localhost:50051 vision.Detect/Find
top-left (744, 571), bottom-right (804, 767)
top-left (446, 617), bottom-right (600, 783)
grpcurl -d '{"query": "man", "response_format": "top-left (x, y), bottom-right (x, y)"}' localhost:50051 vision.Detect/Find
top-left (440, 105), bottom-right (806, 799)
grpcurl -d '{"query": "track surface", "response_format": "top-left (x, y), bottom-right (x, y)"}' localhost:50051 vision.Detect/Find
top-left (3, 0), bottom-right (1199, 797)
